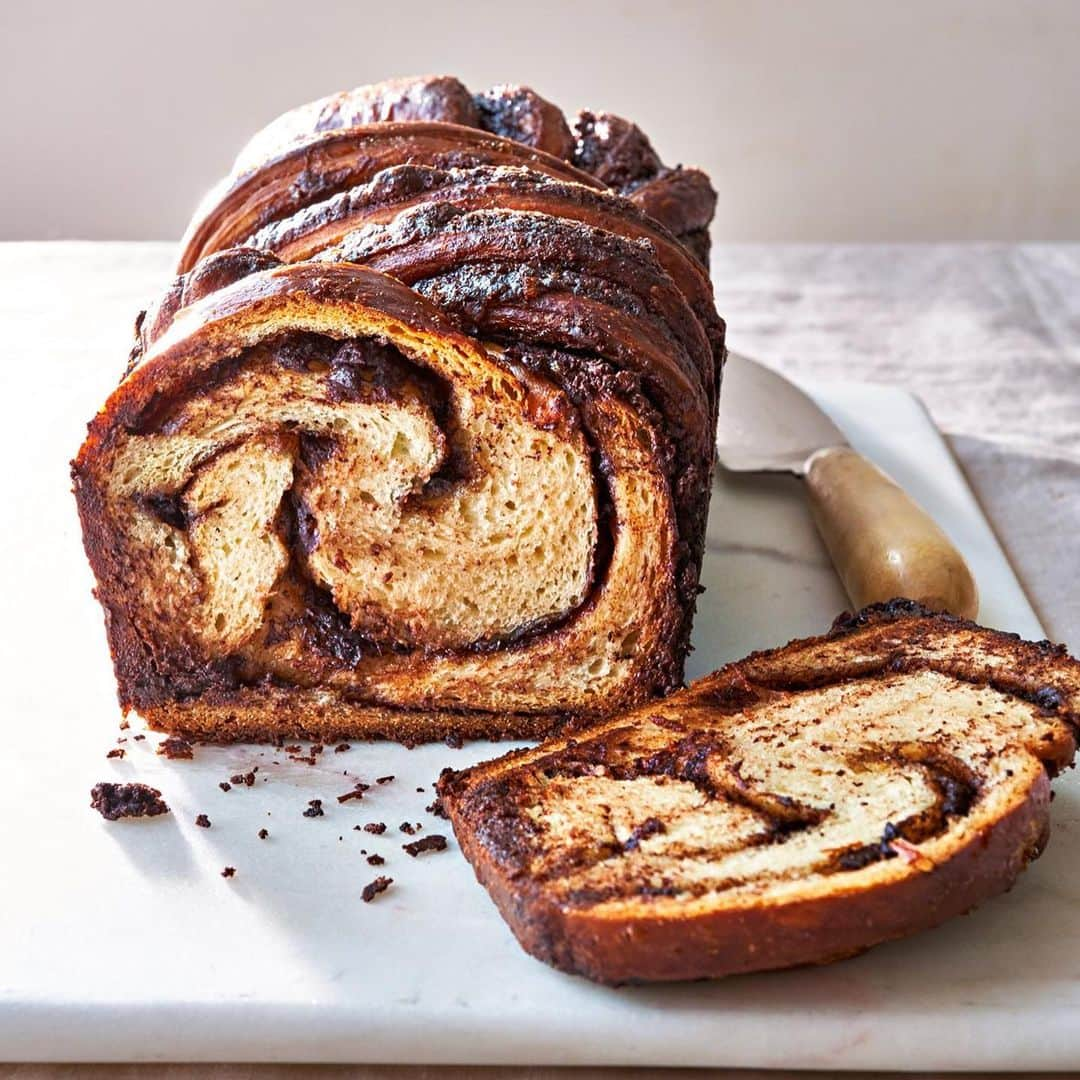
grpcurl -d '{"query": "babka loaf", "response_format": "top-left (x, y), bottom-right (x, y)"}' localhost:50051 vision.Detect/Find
top-left (438, 602), bottom-right (1080, 983)
top-left (73, 76), bottom-right (723, 742)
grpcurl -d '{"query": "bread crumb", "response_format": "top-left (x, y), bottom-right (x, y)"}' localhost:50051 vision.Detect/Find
top-left (403, 835), bottom-right (447, 857)
top-left (362, 876), bottom-right (392, 902)
top-left (158, 736), bottom-right (194, 760)
top-left (90, 782), bottom-right (169, 821)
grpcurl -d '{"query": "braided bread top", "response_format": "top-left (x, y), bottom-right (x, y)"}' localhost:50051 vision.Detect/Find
top-left (181, 75), bottom-right (718, 271)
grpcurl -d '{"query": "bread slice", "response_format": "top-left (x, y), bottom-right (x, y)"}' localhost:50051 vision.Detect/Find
top-left (437, 601), bottom-right (1080, 984)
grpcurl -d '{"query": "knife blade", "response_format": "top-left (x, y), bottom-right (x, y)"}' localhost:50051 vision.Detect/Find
top-left (716, 352), bottom-right (847, 474)
top-left (716, 352), bottom-right (979, 619)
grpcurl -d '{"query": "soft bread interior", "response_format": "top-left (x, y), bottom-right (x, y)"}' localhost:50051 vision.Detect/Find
top-left (304, 386), bottom-right (595, 648)
top-left (105, 334), bottom-right (596, 652)
top-left (523, 671), bottom-right (1050, 912)
top-left (185, 435), bottom-right (295, 647)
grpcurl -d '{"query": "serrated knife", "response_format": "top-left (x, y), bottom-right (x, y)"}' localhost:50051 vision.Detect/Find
top-left (716, 352), bottom-right (978, 619)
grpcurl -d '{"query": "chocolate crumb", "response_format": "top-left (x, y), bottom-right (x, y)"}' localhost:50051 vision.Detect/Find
top-left (444, 733), bottom-right (464, 749)
top-left (1035, 686), bottom-right (1064, 711)
top-left (303, 799), bottom-right (325, 818)
top-left (337, 783), bottom-right (371, 804)
top-left (335, 743), bottom-right (351, 753)
top-left (133, 734), bottom-right (146, 741)
top-left (376, 775), bottom-right (395, 785)
top-left (106, 748), bottom-right (126, 760)
top-left (119, 719), bottom-right (130, 730)
top-left (158, 736), bottom-right (194, 760)
top-left (219, 781), bottom-right (232, 792)
top-left (311, 744), bottom-right (325, 756)
top-left (90, 782), bottom-right (169, 821)
top-left (362, 875), bottom-right (392, 902)
top-left (363, 822), bottom-right (387, 835)
top-left (624, 816), bottom-right (666, 851)
top-left (403, 834), bottom-right (447, 857)
top-left (221, 866), bottom-right (236, 878)
top-left (258, 828), bottom-right (269, 839)
top-left (416, 787), bottom-right (425, 793)
top-left (399, 822), bottom-right (422, 835)
top-left (425, 798), bottom-right (448, 818)
top-left (284, 745), bottom-right (302, 754)
top-left (367, 853), bottom-right (385, 866)
top-left (195, 814), bottom-right (211, 828)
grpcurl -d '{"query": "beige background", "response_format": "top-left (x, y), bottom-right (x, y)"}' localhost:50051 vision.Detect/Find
top-left (2, 0), bottom-right (1078, 243)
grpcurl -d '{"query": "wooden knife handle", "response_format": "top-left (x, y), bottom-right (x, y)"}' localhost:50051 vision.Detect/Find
top-left (805, 446), bottom-right (979, 619)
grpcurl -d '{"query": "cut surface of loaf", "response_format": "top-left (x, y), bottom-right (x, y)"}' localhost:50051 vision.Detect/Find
top-left (74, 255), bottom-right (702, 742)
top-left (438, 602), bottom-right (1080, 984)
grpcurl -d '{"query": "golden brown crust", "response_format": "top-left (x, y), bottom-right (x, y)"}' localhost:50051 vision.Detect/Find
top-left (139, 690), bottom-right (562, 745)
top-left (179, 122), bottom-right (604, 273)
top-left (438, 603), bottom-right (1080, 983)
top-left (241, 163), bottom-right (721, 356)
top-left (219, 76), bottom-right (716, 260)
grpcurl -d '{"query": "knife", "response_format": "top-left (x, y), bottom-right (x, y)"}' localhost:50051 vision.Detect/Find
top-left (715, 352), bottom-right (979, 619)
